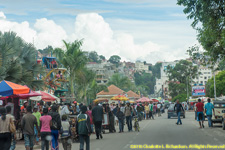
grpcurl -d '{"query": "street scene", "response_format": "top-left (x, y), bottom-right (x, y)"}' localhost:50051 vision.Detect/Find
top-left (0, 0), bottom-right (225, 150)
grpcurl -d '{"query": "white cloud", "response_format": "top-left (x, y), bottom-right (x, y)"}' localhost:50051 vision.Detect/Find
top-left (0, 11), bottom-right (6, 19)
top-left (34, 18), bottom-right (68, 49)
top-left (0, 12), bottom-right (197, 64)
top-left (0, 13), bottom-right (68, 49)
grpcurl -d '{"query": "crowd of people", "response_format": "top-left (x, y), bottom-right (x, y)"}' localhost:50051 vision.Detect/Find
top-left (0, 99), bottom-right (167, 150)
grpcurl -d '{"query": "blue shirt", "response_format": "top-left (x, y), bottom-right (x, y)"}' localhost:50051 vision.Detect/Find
top-left (204, 103), bottom-right (214, 115)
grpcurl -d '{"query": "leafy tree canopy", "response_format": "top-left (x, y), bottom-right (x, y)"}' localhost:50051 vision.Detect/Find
top-left (107, 73), bottom-right (133, 91)
top-left (177, 0), bottom-right (225, 62)
top-left (166, 60), bottom-right (198, 83)
top-left (134, 72), bottom-right (155, 95)
top-left (206, 70), bottom-right (225, 97)
top-left (172, 93), bottom-right (187, 102)
top-left (108, 55), bottom-right (121, 66)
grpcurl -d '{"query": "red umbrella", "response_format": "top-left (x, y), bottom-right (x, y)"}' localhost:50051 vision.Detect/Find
top-left (30, 91), bottom-right (59, 102)
top-left (16, 90), bottom-right (42, 99)
top-left (152, 99), bottom-right (159, 102)
top-left (136, 97), bottom-right (151, 103)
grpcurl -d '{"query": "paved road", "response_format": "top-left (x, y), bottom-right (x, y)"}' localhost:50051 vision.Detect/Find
top-left (16, 111), bottom-right (225, 150)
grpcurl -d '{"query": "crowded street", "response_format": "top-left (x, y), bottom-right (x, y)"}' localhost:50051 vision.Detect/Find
top-left (14, 111), bottom-right (225, 150)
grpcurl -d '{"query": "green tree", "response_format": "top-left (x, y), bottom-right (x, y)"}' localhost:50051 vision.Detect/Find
top-left (76, 67), bottom-right (96, 104)
top-left (177, 0), bottom-right (225, 62)
top-left (206, 70), bottom-right (225, 97)
top-left (108, 55), bottom-right (121, 67)
top-left (38, 46), bottom-right (53, 57)
top-left (134, 72), bottom-right (155, 95)
top-left (172, 93), bottom-right (187, 102)
top-left (150, 62), bottom-right (162, 79)
top-left (99, 55), bottom-right (106, 61)
top-left (167, 60), bottom-right (198, 83)
top-left (107, 73), bottom-right (132, 91)
top-left (54, 40), bottom-right (87, 96)
top-left (88, 51), bottom-right (101, 63)
top-left (168, 82), bottom-right (187, 99)
top-left (0, 31), bottom-right (44, 89)
top-left (166, 60), bottom-right (198, 99)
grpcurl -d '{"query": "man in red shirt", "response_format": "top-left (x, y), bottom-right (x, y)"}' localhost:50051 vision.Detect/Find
top-left (196, 99), bottom-right (204, 128)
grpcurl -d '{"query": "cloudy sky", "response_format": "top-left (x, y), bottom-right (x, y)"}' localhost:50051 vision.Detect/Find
top-left (0, 0), bottom-right (198, 64)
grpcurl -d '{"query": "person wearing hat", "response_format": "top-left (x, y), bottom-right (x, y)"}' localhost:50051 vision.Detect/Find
top-left (33, 106), bottom-right (41, 145)
top-left (73, 101), bottom-right (80, 114)
top-left (77, 105), bottom-right (92, 150)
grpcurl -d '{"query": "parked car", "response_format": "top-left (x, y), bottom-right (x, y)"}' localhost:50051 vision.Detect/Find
top-left (167, 104), bottom-right (185, 119)
top-left (211, 100), bottom-right (225, 127)
top-left (222, 110), bottom-right (225, 130)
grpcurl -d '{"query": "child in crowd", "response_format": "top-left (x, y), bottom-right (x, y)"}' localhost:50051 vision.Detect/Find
top-left (61, 115), bottom-right (72, 150)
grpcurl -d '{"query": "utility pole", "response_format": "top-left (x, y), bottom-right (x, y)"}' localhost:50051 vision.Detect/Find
top-left (214, 70), bottom-right (217, 100)
top-left (187, 77), bottom-right (189, 102)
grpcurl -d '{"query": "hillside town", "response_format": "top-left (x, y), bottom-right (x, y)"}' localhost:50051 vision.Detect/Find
top-left (0, 0), bottom-right (225, 150)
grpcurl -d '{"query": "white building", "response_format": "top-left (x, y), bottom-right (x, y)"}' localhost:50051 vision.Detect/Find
top-left (135, 61), bottom-right (149, 72)
top-left (192, 66), bottom-right (213, 85)
top-left (155, 61), bottom-right (177, 98)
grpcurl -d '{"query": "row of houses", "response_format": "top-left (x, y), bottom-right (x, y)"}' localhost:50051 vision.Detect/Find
top-left (86, 60), bottom-right (152, 85)
top-left (96, 84), bottom-right (140, 101)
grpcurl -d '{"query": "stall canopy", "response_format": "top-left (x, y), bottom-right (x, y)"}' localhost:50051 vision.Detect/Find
top-left (30, 91), bottom-right (59, 102)
top-left (16, 90), bottom-right (42, 99)
top-left (136, 97), bottom-right (152, 103)
top-left (111, 95), bottom-right (129, 101)
top-left (0, 80), bottom-right (30, 96)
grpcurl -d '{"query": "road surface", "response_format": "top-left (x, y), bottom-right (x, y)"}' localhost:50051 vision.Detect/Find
top-left (16, 111), bottom-right (225, 150)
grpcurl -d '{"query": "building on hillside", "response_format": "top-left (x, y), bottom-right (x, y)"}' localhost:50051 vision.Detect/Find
top-left (154, 61), bottom-right (177, 99)
top-left (96, 84), bottom-right (125, 100)
top-left (126, 90), bottom-right (140, 101)
top-left (86, 62), bottom-right (116, 85)
top-left (135, 61), bottom-right (152, 73)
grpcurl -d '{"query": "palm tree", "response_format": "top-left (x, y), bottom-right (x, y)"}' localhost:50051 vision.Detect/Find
top-left (107, 73), bottom-right (132, 91)
top-left (0, 31), bottom-right (44, 89)
top-left (54, 40), bottom-right (87, 96)
top-left (76, 67), bottom-right (96, 104)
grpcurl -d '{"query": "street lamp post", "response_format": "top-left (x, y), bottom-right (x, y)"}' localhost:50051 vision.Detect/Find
top-left (213, 70), bottom-right (217, 100)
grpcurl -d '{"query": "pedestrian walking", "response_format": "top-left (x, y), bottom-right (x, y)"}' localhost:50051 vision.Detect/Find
top-left (60, 102), bottom-right (70, 118)
top-left (77, 105), bottom-right (92, 150)
top-left (174, 100), bottom-right (184, 125)
top-left (86, 105), bottom-right (94, 133)
top-left (22, 106), bottom-right (39, 150)
top-left (0, 107), bottom-right (16, 150)
top-left (144, 103), bottom-right (149, 120)
top-left (49, 105), bottom-right (61, 150)
top-left (33, 106), bottom-right (41, 145)
top-left (61, 115), bottom-right (72, 150)
top-left (6, 106), bottom-right (17, 150)
top-left (92, 103), bottom-right (103, 139)
top-left (124, 101), bottom-right (133, 132)
top-left (40, 108), bottom-right (52, 150)
top-left (153, 103), bottom-right (157, 116)
top-left (148, 102), bottom-right (154, 120)
top-left (196, 99), bottom-right (205, 128)
top-left (116, 107), bottom-right (125, 133)
top-left (157, 103), bottom-right (161, 117)
top-left (204, 98), bottom-right (215, 128)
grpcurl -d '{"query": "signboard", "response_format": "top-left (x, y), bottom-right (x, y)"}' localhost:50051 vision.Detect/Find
top-left (192, 85), bottom-right (206, 96)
